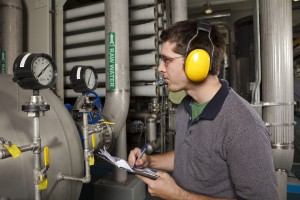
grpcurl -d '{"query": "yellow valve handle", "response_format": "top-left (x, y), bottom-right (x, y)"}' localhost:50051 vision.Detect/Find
top-left (89, 155), bottom-right (95, 166)
top-left (3, 144), bottom-right (21, 158)
top-left (91, 134), bottom-right (96, 148)
top-left (39, 175), bottom-right (48, 190)
top-left (44, 147), bottom-right (50, 167)
top-left (103, 121), bottom-right (115, 125)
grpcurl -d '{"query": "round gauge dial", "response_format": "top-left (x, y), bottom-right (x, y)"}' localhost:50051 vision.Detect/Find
top-left (70, 65), bottom-right (98, 93)
top-left (84, 68), bottom-right (97, 90)
top-left (32, 56), bottom-right (54, 86)
top-left (13, 53), bottom-right (57, 90)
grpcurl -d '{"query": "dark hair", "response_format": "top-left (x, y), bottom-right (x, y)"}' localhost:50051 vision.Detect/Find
top-left (160, 19), bottom-right (225, 75)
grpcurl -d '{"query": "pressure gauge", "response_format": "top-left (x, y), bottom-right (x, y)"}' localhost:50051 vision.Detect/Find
top-left (70, 65), bottom-right (98, 93)
top-left (13, 53), bottom-right (57, 90)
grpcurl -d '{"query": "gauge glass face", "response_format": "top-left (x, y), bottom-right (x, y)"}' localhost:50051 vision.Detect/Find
top-left (32, 57), bottom-right (54, 86)
top-left (84, 68), bottom-right (96, 89)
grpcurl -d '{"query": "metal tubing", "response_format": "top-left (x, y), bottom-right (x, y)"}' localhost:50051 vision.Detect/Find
top-left (170, 0), bottom-right (187, 23)
top-left (252, 0), bottom-right (261, 104)
top-left (65, 2), bottom-right (104, 20)
top-left (102, 0), bottom-right (130, 138)
top-left (260, 1), bottom-right (294, 199)
top-left (0, 144), bottom-right (36, 159)
top-left (33, 116), bottom-right (41, 200)
top-left (102, 0), bottom-right (130, 183)
top-left (57, 112), bottom-right (91, 183)
top-left (113, 124), bottom-right (127, 182)
top-left (82, 112), bottom-right (91, 183)
top-left (65, 44), bottom-right (105, 59)
top-left (65, 16), bottom-right (105, 32)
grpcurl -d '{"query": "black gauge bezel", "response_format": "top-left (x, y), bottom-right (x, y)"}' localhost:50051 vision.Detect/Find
top-left (70, 65), bottom-right (98, 93)
top-left (13, 53), bottom-right (57, 90)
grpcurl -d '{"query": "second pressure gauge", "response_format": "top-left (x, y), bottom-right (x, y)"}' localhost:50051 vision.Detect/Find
top-left (13, 53), bottom-right (57, 90)
top-left (70, 65), bottom-right (98, 93)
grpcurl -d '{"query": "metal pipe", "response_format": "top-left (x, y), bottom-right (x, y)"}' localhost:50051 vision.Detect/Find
top-left (260, 0), bottom-right (294, 199)
top-left (0, 144), bottom-right (36, 159)
top-left (102, 0), bottom-right (130, 183)
top-left (65, 2), bottom-right (104, 20)
top-left (252, 0), bottom-right (261, 105)
top-left (57, 111), bottom-right (91, 183)
top-left (170, 0), bottom-right (187, 23)
top-left (33, 116), bottom-right (41, 200)
top-left (65, 16), bottom-right (105, 33)
top-left (113, 124), bottom-right (127, 182)
top-left (0, 0), bottom-right (23, 75)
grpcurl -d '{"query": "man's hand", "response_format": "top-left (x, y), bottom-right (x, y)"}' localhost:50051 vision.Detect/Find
top-left (128, 147), bottom-right (149, 168)
top-left (137, 171), bottom-right (181, 199)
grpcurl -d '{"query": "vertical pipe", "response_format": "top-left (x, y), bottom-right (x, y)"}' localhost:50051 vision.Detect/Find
top-left (83, 112), bottom-right (91, 182)
top-left (260, 0), bottom-right (294, 199)
top-left (170, 0), bottom-right (187, 23)
top-left (103, 0), bottom-right (130, 182)
top-left (33, 116), bottom-right (41, 200)
top-left (113, 125), bottom-right (127, 182)
top-left (0, 0), bottom-right (23, 75)
top-left (252, 0), bottom-right (261, 105)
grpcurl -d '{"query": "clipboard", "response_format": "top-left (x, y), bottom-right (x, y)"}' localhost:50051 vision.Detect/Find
top-left (97, 148), bottom-right (158, 180)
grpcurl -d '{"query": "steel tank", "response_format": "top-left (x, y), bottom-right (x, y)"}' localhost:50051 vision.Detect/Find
top-left (0, 0), bottom-right (23, 75)
top-left (0, 74), bottom-right (84, 200)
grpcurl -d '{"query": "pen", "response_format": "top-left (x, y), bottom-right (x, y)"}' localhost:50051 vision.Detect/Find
top-left (133, 145), bottom-right (147, 169)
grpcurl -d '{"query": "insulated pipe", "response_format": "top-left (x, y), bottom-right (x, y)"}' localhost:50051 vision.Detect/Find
top-left (130, 5), bottom-right (163, 21)
top-left (130, 0), bottom-right (155, 7)
top-left (131, 36), bottom-right (156, 51)
top-left (65, 16), bottom-right (105, 32)
top-left (65, 2), bottom-right (104, 20)
top-left (65, 30), bottom-right (105, 46)
top-left (65, 59), bottom-right (105, 71)
top-left (102, 0), bottom-right (130, 182)
top-left (132, 52), bottom-right (157, 66)
top-left (65, 44), bottom-right (105, 59)
top-left (130, 20), bottom-right (163, 36)
top-left (260, 1), bottom-right (294, 199)
top-left (0, 0), bottom-right (23, 75)
top-left (170, 0), bottom-right (187, 23)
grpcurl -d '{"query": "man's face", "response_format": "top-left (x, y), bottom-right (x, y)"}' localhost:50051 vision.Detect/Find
top-left (157, 41), bottom-right (189, 92)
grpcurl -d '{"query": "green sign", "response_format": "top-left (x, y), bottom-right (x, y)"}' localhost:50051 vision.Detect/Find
top-left (108, 32), bottom-right (116, 90)
top-left (1, 51), bottom-right (6, 74)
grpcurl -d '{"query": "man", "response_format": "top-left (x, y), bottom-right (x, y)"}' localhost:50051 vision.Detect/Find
top-left (128, 19), bottom-right (278, 200)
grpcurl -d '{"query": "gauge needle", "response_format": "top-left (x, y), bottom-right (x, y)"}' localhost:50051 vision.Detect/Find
top-left (88, 71), bottom-right (92, 85)
top-left (37, 63), bottom-right (50, 78)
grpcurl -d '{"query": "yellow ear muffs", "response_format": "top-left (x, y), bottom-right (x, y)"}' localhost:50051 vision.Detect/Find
top-left (185, 49), bottom-right (210, 82)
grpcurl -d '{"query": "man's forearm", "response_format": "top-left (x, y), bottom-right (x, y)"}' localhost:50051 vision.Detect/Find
top-left (148, 150), bottom-right (174, 171)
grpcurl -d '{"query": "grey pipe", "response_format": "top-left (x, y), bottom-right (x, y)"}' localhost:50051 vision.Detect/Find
top-left (0, 144), bottom-right (36, 159)
top-left (102, 0), bottom-right (130, 183)
top-left (113, 124), bottom-right (127, 182)
top-left (57, 111), bottom-right (91, 183)
top-left (0, 0), bottom-right (23, 75)
top-left (260, 0), bottom-right (294, 199)
top-left (252, 0), bottom-right (261, 105)
top-left (33, 116), bottom-right (41, 200)
top-left (170, 0), bottom-right (187, 23)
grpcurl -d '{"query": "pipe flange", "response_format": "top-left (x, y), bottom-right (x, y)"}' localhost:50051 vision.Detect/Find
top-left (272, 143), bottom-right (294, 149)
top-left (265, 121), bottom-right (296, 127)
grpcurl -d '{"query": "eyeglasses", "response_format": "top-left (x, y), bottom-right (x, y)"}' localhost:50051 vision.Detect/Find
top-left (160, 55), bottom-right (184, 66)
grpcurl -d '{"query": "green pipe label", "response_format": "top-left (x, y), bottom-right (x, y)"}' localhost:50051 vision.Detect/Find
top-left (1, 51), bottom-right (6, 74)
top-left (108, 32), bottom-right (116, 90)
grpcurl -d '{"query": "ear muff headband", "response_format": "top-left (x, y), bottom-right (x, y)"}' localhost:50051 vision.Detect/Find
top-left (184, 21), bottom-right (214, 82)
